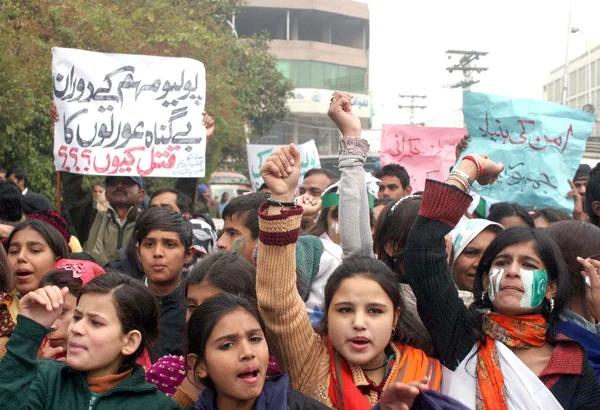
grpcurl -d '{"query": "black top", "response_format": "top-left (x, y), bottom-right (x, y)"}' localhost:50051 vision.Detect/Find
top-left (152, 282), bottom-right (186, 361)
top-left (405, 180), bottom-right (600, 409)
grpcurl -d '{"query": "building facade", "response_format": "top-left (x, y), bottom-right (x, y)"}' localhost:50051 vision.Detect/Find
top-left (234, 0), bottom-right (370, 155)
top-left (543, 42), bottom-right (600, 160)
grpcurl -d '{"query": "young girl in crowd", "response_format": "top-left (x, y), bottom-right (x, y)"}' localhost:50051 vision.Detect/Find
top-left (146, 251), bottom-right (279, 407)
top-left (0, 272), bottom-right (178, 409)
top-left (36, 259), bottom-right (105, 360)
top-left (6, 219), bottom-right (68, 320)
top-left (255, 138), bottom-right (441, 408)
top-left (404, 153), bottom-right (600, 409)
top-left (186, 293), bottom-right (329, 410)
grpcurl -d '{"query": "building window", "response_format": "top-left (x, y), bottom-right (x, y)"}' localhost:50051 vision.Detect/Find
top-left (277, 60), bottom-right (366, 93)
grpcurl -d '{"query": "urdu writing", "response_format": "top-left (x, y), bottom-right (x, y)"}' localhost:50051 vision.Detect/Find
top-left (459, 91), bottom-right (595, 212)
top-left (52, 47), bottom-right (207, 178)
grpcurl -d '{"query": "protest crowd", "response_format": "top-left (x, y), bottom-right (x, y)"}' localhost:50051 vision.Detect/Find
top-left (1, 49), bottom-right (600, 410)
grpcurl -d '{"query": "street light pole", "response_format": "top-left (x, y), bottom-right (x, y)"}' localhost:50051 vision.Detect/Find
top-left (572, 27), bottom-right (593, 105)
top-left (562, 0), bottom-right (573, 105)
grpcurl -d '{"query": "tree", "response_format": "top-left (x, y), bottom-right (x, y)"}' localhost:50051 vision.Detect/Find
top-left (0, 0), bottom-right (291, 198)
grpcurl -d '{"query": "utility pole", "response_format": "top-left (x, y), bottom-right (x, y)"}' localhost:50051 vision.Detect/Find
top-left (445, 50), bottom-right (489, 90)
top-left (398, 94), bottom-right (427, 125)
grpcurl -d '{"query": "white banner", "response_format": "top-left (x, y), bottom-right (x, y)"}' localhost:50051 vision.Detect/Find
top-left (288, 88), bottom-right (371, 118)
top-left (52, 47), bottom-right (207, 178)
top-left (247, 140), bottom-right (321, 191)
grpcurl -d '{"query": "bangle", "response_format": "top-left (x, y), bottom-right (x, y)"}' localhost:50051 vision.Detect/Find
top-left (463, 155), bottom-right (482, 179)
top-left (446, 175), bottom-right (470, 193)
top-left (451, 169), bottom-right (474, 186)
top-left (267, 197), bottom-right (297, 209)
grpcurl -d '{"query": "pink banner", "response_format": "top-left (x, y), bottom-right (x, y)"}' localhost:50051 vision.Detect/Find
top-left (380, 125), bottom-right (466, 192)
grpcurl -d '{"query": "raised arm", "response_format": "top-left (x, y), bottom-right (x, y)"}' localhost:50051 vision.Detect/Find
top-left (328, 91), bottom-right (374, 259)
top-left (0, 286), bottom-right (69, 409)
top-left (404, 155), bottom-right (503, 368)
top-left (256, 145), bottom-right (329, 392)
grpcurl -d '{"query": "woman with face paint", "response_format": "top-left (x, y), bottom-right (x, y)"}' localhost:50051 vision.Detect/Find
top-left (404, 154), bottom-right (600, 409)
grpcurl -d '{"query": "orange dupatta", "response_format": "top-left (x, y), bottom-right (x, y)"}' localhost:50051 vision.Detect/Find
top-left (325, 336), bottom-right (441, 410)
top-left (476, 313), bottom-right (547, 410)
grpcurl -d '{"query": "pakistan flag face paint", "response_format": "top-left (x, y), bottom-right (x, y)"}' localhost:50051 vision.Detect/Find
top-left (488, 268), bottom-right (548, 308)
top-left (519, 269), bottom-right (547, 308)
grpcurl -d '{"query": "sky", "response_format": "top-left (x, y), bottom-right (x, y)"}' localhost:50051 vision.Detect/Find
top-left (360, 0), bottom-right (600, 128)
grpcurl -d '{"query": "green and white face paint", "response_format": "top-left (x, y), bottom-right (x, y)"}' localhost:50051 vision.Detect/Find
top-left (520, 269), bottom-right (548, 308)
top-left (487, 268), bottom-right (548, 308)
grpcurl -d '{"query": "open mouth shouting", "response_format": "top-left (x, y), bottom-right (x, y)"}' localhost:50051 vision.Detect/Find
top-left (349, 336), bottom-right (371, 351)
top-left (237, 366), bottom-right (260, 384)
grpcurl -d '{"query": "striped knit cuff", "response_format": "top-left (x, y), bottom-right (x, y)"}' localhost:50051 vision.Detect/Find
top-left (419, 180), bottom-right (472, 227)
top-left (258, 203), bottom-right (303, 246)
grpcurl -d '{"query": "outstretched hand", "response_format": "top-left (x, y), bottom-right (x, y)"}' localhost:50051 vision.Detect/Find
top-left (379, 377), bottom-right (430, 410)
top-left (203, 112), bottom-right (215, 142)
top-left (19, 286), bottom-right (69, 329)
top-left (456, 154), bottom-right (504, 186)
top-left (260, 144), bottom-right (301, 202)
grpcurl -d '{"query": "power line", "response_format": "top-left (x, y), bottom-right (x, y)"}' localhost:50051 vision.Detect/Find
top-left (398, 94), bottom-right (427, 124)
top-left (445, 50), bottom-right (489, 90)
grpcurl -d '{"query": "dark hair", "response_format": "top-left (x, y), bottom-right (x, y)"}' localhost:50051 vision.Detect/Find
top-left (586, 164), bottom-right (600, 227)
top-left (78, 272), bottom-right (159, 371)
top-left (0, 181), bottom-right (23, 223)
top-left (487, 202), bottom-right (535, 228)
top-left (545, 221), bottom-right (600, 301)
top-left (40, 269), bottom-right (83, 296)
top-left (376, 164), bottom-right (410, 189)
top-left (374, 197), bottom-right (394, 208)
top-left (134, 207), bottom-right (193, 251)
top-left (0, 246), bottom-right (12, 293)
top-left (373, 196), bottom-right (422, 280)
top-left (7, 167), bottom-right (28, 188)
top-left (187, 293), bottom-right (264, 389)
top-left (257, 182), bottom-right (270, 192)
top-left (471, 227), bottom-right (570, 331)
top-left (185, 252), bottom-right (256, 301)
top-left (304, 168), bottom-right (339, 184)
top-left (221, 192), bottom-right (270, 240)
top-left (28, 209), bottom-right (71, 246)
top-left (320, 256), bottom-right (405, 341)
top-left (91, 183), bottom-right (105, 189)
top-left (150, 188), bottom-right (192, 214)
top-left (532, 208), bottom-right (572, 225)
top-left (7, 219), bottom-right (69, 260)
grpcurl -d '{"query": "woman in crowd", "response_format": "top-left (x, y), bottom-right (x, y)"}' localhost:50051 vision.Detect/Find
top-left (6, 219), bottom-right (68, 320)
top-left (448, 218), bottom-right (504, 294)
top-left (146, 251), bottom-right (279, 408)
top-left (405, 153), bottom-right (600, 409)
top-left (255, 139), bottom-right (441, 409)
top-left (532, 208), bottom-right (572, 229)
top-left (0, 272), bottom-right (178, 409)
top-left (487, 202), bottom-right (535, 229)
top-left (546, 220), bottom-right (600, 380)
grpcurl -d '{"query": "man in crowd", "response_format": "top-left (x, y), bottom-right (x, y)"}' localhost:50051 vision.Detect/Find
top-left (0, 168), bottom-right (6, 181)
top-left (91, 183), bottom-right (109, 211)
top-left (63, 173), bottom-right (146, 264)
top-left (149, 188), bottom-right (217, 261)
top-left (376, 163), bottom-right (412, 199)
top-left (217, 192), bottom-right (269, 262)
top-left (299, 168), bottom-right (338, 229)
top-left (7, 168), bottom-right (53, 211)
top-left (586, 163), bottom-right (600, 228)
